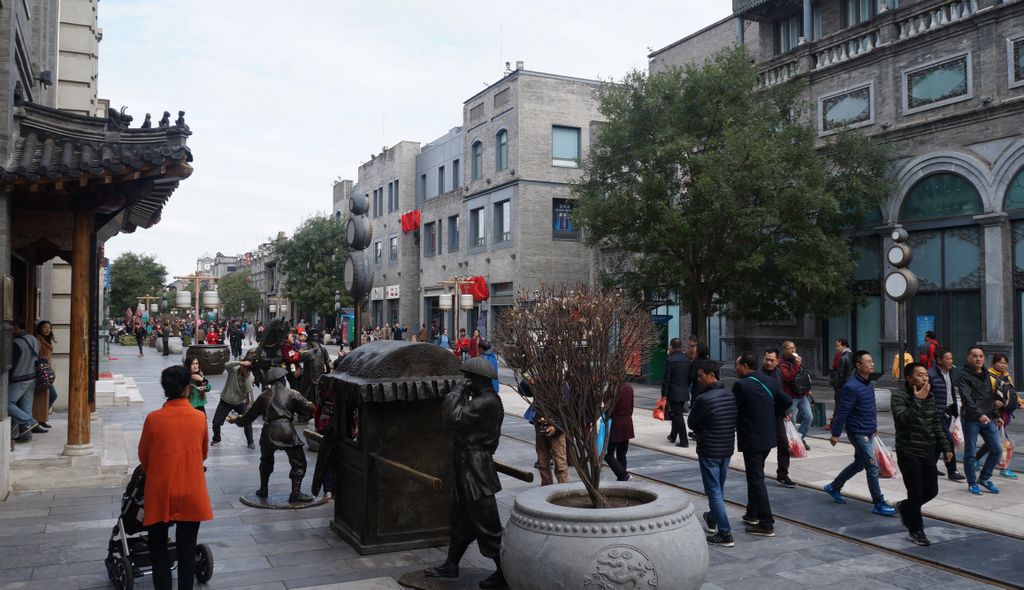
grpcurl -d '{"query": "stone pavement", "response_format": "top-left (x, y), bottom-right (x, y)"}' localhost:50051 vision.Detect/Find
top-left (0, 343), bottom-right (1001, 589)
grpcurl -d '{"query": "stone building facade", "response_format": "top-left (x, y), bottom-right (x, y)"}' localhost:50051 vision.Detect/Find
top-left (650, 0), bottom-right (1024, 377)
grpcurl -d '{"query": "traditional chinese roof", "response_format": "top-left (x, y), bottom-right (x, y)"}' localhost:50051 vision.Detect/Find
top-left (1, 100), bottom-right (194, 263)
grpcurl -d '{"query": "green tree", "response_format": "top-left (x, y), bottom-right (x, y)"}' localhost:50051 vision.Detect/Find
top-left (572, 47), bottom-right (893, 341)
top-left (218, 270), bottom-right (261, 319)
top-left (109, 252), bottom-right (167, 317)
top-left (275, 213), bottom-right (351, 318)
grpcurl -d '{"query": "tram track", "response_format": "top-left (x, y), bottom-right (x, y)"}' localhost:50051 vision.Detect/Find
top-left (499, 427), bottom-right (1020, 590)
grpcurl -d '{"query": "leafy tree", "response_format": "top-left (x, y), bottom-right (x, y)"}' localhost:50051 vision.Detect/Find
top-left (275, 213), bottom-right (351, 318)
top-left (218, 270), bottom-right (261, 319)
top-left (109, 252), bottom-right (167, 317)
top-left (572, 47), bottom-right (893, 342)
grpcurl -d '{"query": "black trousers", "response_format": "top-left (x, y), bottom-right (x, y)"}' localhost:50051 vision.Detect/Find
top-left (147, 520), bottom-right (200, 590)
top-left (895, 451), bottom-right (939, 534)
top-left (260, 444), bottom-right (307, 482)
top-left (774, 417), bottom-right (790, 478)
top-left (605, 441), bottom-right (630, 481)
top-left (162, 334), bottom-right (170, 356)
top-left (448, 493), bottom-right (502, 561)
top-left (743, 449), bottom-right (775, 525)
top-left (230, 340), bottom-right (242, 358)
top-left (668, 402), bottom-right (688, 445)
top-left (211, 400), bottom-right (253, 444)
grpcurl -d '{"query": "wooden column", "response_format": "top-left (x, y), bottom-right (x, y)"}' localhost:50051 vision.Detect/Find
top-left (65, 210), bottom-right (94, 455)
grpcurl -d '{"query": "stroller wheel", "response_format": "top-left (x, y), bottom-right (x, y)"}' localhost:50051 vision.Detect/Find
top-left (195, 543), bottom-right (214, 583)
top-left (112, 555), bottom-right (134, 590)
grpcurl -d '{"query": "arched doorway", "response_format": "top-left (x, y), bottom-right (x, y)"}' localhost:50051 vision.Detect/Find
top-left (1005, 168), bottom-right (1024, 377)
top-left (901, 173), bottom-right (984, 358)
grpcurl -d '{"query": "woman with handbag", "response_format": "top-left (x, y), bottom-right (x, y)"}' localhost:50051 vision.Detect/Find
top-left (976, 353), bottom-right (1018, 479)
top-left (33, 321), bottom-right (58, 429)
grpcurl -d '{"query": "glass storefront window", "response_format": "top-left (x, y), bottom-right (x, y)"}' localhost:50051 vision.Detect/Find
top-left (900, 173), bottom-right (982, 222)
top-left (1005, 169), bottom-right (1024, 211)
top-left (943, 227), bottom-right (981, 289)
top-left (908, 230), bottom-right (942, 290)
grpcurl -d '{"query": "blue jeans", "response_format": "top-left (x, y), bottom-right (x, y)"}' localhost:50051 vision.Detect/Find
top-left (831, 433), bottom-right (884, 504)
top-left (7, 380), bottom-right (36, 426)
top-left (790, 397), bottom-right (812, 438)
top-left (963, 419), bottom-right (1000, 485)
top-left (699, 456), bottom-right (731, 534)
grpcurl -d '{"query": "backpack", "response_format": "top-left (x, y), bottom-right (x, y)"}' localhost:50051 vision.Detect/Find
top-left (794, 366), bottom-right (813, 395)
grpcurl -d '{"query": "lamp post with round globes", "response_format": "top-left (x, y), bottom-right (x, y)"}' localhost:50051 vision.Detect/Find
top-left (884, 228), bottom-right (918, 379)
top-left (334, 290), bottom-right (341, 340)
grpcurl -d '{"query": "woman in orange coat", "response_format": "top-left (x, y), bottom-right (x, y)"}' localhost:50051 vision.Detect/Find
top-left (138, 365), bottom-right (213, 590)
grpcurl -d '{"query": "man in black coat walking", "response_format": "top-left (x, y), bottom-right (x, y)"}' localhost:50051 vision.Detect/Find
top-left (661, 338), bottom-right (690, 448)
top-left (736, 352), bottom-right (792, 537)
top-left (758, 347), bottom-right (795, 488)
top-left (688, 359), bottom-right (738, 547)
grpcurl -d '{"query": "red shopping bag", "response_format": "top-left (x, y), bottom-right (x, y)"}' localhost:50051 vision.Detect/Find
top-left (997, 427), bottom-right (1015, 470)
top-left (653, 398), bottom-right (667, 421)
top-left (873, 434), bottom-right (900, 479)
top-left (785, 420), bottom-right (807, 458)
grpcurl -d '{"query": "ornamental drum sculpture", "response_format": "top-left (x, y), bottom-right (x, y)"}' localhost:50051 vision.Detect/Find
top-left (314, 340), bottom-right (463, 555)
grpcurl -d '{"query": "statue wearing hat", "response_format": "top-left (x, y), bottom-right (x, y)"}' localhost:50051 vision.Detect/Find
top-left (424, 357), bottom-right (507, 589)
top-left (228, 366), bottom-right (316, 503)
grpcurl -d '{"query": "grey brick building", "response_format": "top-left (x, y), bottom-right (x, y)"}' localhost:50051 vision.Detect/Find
top-left (650, 0), bottom-right (1024, 377)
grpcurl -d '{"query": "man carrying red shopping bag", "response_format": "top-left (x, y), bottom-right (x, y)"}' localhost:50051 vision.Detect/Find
top-left (891, 362), bottom-right (953, 546)
top-left (823, 351), bottom-right (898, 517)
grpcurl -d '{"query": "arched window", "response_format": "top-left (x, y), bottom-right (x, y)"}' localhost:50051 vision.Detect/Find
top-left (900, 173), bottom-right (983, 222)
top-left (496, 129), bottom-right (508, 171)
top-left (1004, 168), bottom-right (1024, 211)
top-left (471, 141), bottom-right (483, 180)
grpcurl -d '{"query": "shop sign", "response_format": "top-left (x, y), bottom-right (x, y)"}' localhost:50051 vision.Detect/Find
top-left (370, 287), bottom-right (384, 301)
top-left (386, 285), bottom-right (400, 299)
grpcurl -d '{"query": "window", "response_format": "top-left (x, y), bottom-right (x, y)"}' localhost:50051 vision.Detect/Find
top-left (552, 126), bottom-right (580, 167)
top-left (370, 191), bottom-right (378, 218)
top-left (394, 179), bottom-right (399, 208)
top-left (553, 198), bottom-right (580, 240)
top-left (452, 159), bottom-right (461, 189)
top-left (388, 182), bottom-right (396, 213)
top-left (389, 236), bottom-right (398, 262)
top-left (819, 83), bottom-right (873, 134)
top-left (470, 207), bottom-right (485, 248)
top-left (900, 173), bottom-right (983, 222)
top-left (448, 215), bottom-right (460, 251)
top-left (420, 174), bottom-right (428, 201)
top-left (374, 240), bottom-right (382, 263)
top-left (1005, 168), bottom-right (1024, 211)
top-left (494, 200), bottom-right (511, 243)
top-left (494, 88), bottom-right (510, 109)
top-left (1010, 35), bottom-right (1024, 88)
top-left (774, 13), bottom-right (801, 54)
top-left (379, 186), bottom-right (386, 214)
top-left (496, 130), bottom-right (508, 171)
top-left (424, 222), bottom-right (437, 257)
top-left (842, 0), bottom-right (876, 28)
top-left (438, 165), bottom-right (445, 195)
top-left (904, 53), bottom-right (971, 114)
top-left (471, 141), bottom-right (483, 180)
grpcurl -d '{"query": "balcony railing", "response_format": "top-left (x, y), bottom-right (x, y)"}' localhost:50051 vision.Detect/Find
top-left (813, 28), bottom-right (880, 70)
top-left (759, 58), bottom-right (800, 87)
top-left (896, 0), bottom-right (979, 40)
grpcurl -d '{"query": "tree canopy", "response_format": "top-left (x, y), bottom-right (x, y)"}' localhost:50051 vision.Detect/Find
top-left (109, 252), bottom-right (167, 317)
top-left (275, 213), bottom-right (351, 318)
top-left (572, 47), bottom-right (892, 340)
top-left (217, 270), bottom-right (261, 319)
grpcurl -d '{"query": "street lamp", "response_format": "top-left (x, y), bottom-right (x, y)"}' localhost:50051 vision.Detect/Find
top-left (334, 290), bottom-right (341, 338)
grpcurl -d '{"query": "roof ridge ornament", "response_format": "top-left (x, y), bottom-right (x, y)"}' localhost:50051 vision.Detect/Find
top-left (159, 111), bottom-right (171, 127)
top-left (106, 106), bottom-right (133, 132)
top-left (175, 110), bottom-right (189, 131)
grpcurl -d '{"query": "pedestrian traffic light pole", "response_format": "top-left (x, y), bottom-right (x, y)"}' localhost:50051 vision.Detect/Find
top-left (884, 228), bottom-right (918, 380)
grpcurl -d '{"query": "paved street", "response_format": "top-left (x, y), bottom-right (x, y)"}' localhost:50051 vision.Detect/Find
top-left (0, 344), bottom-right (1008, 589)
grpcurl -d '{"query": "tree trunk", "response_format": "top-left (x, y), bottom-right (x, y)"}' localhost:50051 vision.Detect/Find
top-left (694, 304), bottom-right (708, 345)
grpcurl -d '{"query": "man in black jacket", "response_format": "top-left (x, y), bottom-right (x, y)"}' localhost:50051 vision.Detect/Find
top-left (688, 359), bottom-right (738, 547)
top-left (927, 347), bottom-right (965, 481)
top-left (829, 338), bottom-right (854, 427)
top-left (661, 338), bottom-right (690, 448)
top-left (736, 352), bottom-right (792, 537)
top-left (958, 346), bottom-right (1002, 495)
top-left (758, 348), bottom-right (795, 488)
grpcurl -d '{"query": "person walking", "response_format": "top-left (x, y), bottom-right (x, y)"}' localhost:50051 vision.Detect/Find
top-left (779, 341), bottom-right (812, 451)
top-left (959, 346), bottom-right (1003, 494)
top-left (974, 353), bottom-right (1018, 479)
top-left (228, 321), bottom-right (244, 360)
top-left (8, 320), bottom-right (41, 441)
top-left (138, 365), bottom-right (214, 590)
top-left (689, 359), bottom-right (738, 546)
top-left (661, 338), bottom-right (691, 448)
top-left (758, 348), bottom-right (794, 488)
top-left (827, 338), bottom-right (854, 431)
top-left (134, 320), bottom-right (147, 357)
top-left (735, 352), bottom-right (790, 537)
top-left (824, 350), bottom-right (897, 516)
top-left (892, 362), bottom-right (953, 546)
top-left (919, 330), bottom-right (940, 369)
top-left (159, 321), bottom-right (170, 357)
top-left (439, 329), bottom-right (451, 350)
top-left (34, 320), bottom-right (58, 428)
top-left (520, 375), bottom-right (569, 486)
top-left (211, 360), bottom-right (256, 449)
top-left (928, 347), bottom-right (965, 481)
top-left (606, 375), bottom-right (635, 482)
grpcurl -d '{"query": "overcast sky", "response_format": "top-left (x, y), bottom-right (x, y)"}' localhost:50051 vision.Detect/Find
top-left (102, 0), bottom-right (730, 278)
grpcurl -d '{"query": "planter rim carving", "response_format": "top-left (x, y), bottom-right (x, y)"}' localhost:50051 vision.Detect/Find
top-left (509, 481), bottom-right (694, 533)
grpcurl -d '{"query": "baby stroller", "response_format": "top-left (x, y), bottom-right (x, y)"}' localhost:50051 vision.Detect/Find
top-left (104, 466), bottom-right (214, 590)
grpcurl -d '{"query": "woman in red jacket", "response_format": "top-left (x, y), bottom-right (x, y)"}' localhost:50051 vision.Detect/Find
top-left (605, 376), bottom-right (635, 481)
top-left (139, 365), bottom-right (214, 590)
top-left (205, 328), bottom-right (220, 345)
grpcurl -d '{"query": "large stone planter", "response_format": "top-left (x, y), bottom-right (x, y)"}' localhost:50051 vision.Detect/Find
top-left (154, 336), bottom-right (184, 355)
top-left (184, 344), bottom-right (231, 376)
top-left (502, 481), bottom-right (708, 590)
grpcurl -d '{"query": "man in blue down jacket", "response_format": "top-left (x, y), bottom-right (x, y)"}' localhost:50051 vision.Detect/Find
top-left (688, 359), bottom-right (738, 547)
top-left (824, 350), bottom-right (897, 516)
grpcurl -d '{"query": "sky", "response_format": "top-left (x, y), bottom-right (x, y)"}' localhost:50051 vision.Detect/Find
top-left (101, 0), bottom-right (731, 278)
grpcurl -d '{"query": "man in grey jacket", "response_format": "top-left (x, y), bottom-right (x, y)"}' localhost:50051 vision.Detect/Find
top-left (212, 360), bottom-right (256, 448)
top-left (8, 320), bottom-right (40, 441)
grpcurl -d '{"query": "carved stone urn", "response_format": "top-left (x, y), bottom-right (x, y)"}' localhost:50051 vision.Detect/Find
top-left (184, 344), bottom-right (231, 376)
top-left (501, 481), bottom-right (708, 590)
